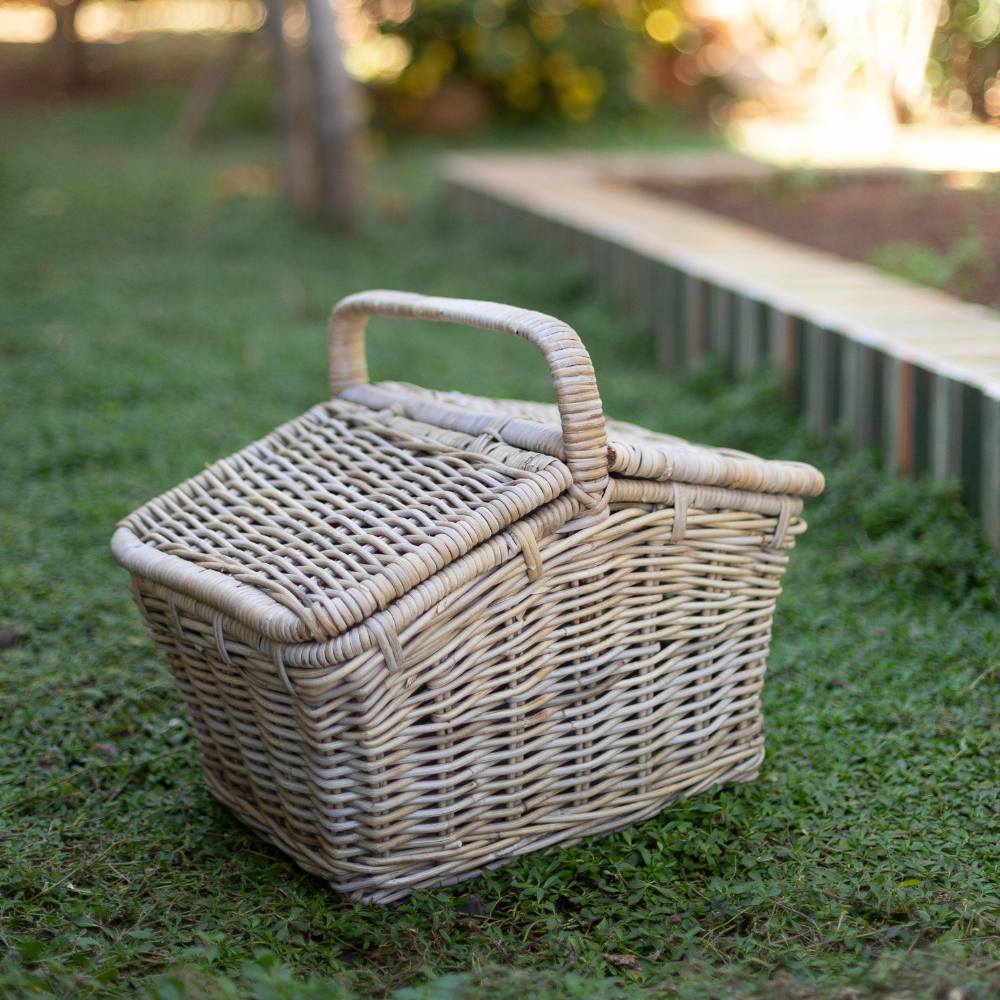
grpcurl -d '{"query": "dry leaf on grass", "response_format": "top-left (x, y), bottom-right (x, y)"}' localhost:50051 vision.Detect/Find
top-left (606, 955), bottom-right (642, 972)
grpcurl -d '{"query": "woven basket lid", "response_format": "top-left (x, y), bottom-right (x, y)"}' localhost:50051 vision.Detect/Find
top-left (115, 397), bottom-right (578, 645)
top-left (344, 382), bottom-right (824, 499)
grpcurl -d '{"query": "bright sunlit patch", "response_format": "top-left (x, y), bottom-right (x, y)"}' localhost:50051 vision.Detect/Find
top-left (732, 109), bottom-right (1000, 173)
top-left (74, 0), bottom-right (265, 42)
top-left (342, 33), bottom-right (411, 83)
top-left (0, 3), bottom-right (56, 44)
top-left (644, 8), bottom-right (679, 44)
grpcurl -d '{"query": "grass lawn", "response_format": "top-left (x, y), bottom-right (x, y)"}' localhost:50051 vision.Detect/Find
top-left (2, 89), bottom-right (1000, 1000)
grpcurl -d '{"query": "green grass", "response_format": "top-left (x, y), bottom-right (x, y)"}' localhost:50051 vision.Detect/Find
top-left (2, 91), bottom-right (1000, 1000)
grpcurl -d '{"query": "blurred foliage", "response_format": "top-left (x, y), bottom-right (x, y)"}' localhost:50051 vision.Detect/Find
top-left (354, 0), bottom-right (697, 122)
top-left (927, 0), bottom-right (1000, 120)
top-left (357, 0), bottom-right (1000, 127)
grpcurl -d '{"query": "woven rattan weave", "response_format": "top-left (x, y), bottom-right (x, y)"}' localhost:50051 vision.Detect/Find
top-left (112, 291), bottom-right (823, 904)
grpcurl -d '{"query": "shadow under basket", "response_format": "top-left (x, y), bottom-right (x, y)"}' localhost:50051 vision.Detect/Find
top-left (111, 291), bottom-right (823, 904)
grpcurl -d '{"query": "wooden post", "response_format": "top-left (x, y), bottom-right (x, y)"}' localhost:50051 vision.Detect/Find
top-left (961, 385), bottom-right (984, 516)
top-left (982, 395), bottom-right (1000, 553)
top-left (803, 323), bottom-right (821, 439)
top-left (913, 366), bottom-right (932, 477)
top-left (668, 265), bottom-right (684, 371)
top-left (684, 275), bottom-right (707, 365)
top-left (653, 263), bottom-right (680, 371)
top-left (635, 254), bottom-right (655, 331)
top-left (708, 285), bottom-right (733, 363)
top-left (831, 332), bottom-right (844, 429)
top-left (883, 356), bottom-right (899, 471)
top-left (768, 310), bottom-right (797, 399)
top-left (612, 245), bottom-right (636, 307)
top-left (842, 340), bottom-right (876, 448)
top-left (896, 360), bottom-right (915, 476)
top-left (931, 374), bottom-right (962, 483)
top-left (50, 0), bottom-right (85, 91)
top-left (736, 295), bottom-right (759, 375)
top-left (803, 324), bottom-right (836, 442)
top-left (841, 338), bottom-right (858, 445)
top-left (883, 357), bottom-right (914, 475)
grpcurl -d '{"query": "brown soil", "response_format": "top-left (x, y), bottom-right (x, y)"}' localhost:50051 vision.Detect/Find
top-left (632, 170), bottom-right (1000, 308)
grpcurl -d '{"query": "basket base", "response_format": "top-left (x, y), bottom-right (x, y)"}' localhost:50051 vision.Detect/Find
top-left (203, 745), bottom-right (763, 905)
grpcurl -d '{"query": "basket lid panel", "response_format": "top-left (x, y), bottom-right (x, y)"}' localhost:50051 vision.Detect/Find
top-left (350, 382), bottom-right (824, 498)
top-left (118, 399), bottom-right (573, 642)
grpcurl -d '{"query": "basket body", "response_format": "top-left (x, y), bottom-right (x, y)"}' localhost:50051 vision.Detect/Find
top-left (113, 292), bottom-right (820, 904)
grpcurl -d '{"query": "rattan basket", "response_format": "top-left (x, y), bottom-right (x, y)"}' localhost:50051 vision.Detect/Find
top-left (111, 291), bottom-right (823, 904)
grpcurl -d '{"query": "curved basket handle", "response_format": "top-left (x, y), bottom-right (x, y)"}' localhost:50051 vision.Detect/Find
top-left (329, 290), bottom-right (610, 517)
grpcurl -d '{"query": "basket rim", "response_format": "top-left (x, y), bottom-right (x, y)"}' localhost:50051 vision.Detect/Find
top-left (112, 477), bottom-right (804, 651)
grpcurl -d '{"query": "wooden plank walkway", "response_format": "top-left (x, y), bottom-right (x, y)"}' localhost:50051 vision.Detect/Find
top-left (442, 152), bottom-right (1000, 549)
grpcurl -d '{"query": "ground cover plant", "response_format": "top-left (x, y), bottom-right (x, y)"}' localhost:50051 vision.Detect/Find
top-left (2, 93), bottom-right (1000, 999)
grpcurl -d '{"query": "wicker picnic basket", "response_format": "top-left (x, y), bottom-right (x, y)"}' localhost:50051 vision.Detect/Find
top-left (111, 291), bottom-right (823, 904)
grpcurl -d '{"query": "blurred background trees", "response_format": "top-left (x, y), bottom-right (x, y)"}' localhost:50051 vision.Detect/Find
top-left (266, 0), bottom-right (360, 219)
top-left (18, 0), bottom-right (1000, 125)
top-left (372, 0), bottom-right (637, 126)
top-left (4, 0), bottom-right (1000, 214)
top-left (346, 0), bottom-right (1000, 129)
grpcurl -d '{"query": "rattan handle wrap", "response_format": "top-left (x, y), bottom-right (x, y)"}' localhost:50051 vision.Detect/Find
top-left (329, 291), bottom-right (610, 514)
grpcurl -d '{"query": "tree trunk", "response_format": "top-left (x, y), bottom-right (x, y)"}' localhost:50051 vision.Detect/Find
top-left (50, 0), bottom-right (85, 92)
top-left (303, 0), bottom-right (359, 223)
top-left (892, 0), bottom-right (942, 123)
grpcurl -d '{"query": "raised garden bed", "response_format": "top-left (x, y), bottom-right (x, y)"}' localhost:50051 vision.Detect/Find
top-left (629, 168), bottom-right (1000, 310)
top-left (442, 152), bottom-right (1000, 551)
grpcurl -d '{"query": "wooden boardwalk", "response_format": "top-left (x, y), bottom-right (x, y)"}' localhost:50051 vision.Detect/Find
top-left (442, 153), bottom-right (1000, 550)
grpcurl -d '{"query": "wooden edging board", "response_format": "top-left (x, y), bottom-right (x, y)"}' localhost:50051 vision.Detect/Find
top-left (440, 152), bottom-right (1000, 552)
